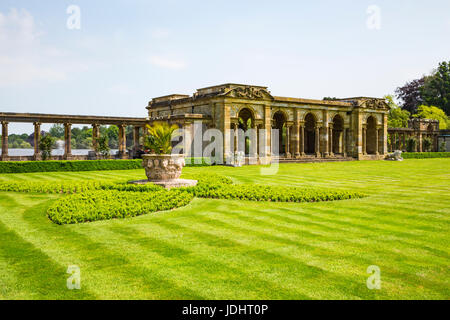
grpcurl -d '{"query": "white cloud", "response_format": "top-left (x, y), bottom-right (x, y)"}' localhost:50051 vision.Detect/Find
top-left (148, 55), bottom-right (186, 70)
top-left (0, 8), bottom-right (76, 87)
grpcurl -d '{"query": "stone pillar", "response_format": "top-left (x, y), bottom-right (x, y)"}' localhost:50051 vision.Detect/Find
top-left (374, 126), bottom-right (379, 155)
top-left (64, 123), bottom-right (72, 159)
top-left (1, 121), bottom-right (9, 161)
top-left (263, 105), bottom-right (272, 163)
top-left (300, 123), bottom-right (305, 156)
top-left (223, 104), bottom-right (231, 160)
top-left (417, 131), bottom-right (423, 152)
top-left (183, 122), bottom-right (192, 157)
top-left (362, 127), bottom-right (367, 155)
top-left (133, 126), bottom-right (140, 153)
top-left (285, 125), bottom-right (291, 158)
top-left (343, 128), bottom-right (348, 157)
top-left (118, 124), bottom-right (127, 159)
top-left (92, 124), bottom-right (100, 155)
top-left (315, 126), bottom-right (320, 157)
top-left (329, 124), bottom-right (334, 157)
top-left (33, 122), bottom-right (41, 160)
top-left (293, 123), bottom-right (300, 158)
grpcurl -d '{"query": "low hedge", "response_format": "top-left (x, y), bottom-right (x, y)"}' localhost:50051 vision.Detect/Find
top-left (0, 160), bottom-right (143, 173)
top-left (47, 189), bottom-right (193, 224)
top-left (181, 173), bottom-right (364, 203)
top-left (402, 152), bottom-right (450, 159)
top-left (0, 157), bottom-right (212, 174)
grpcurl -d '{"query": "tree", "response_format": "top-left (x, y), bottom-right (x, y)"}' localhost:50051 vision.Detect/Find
top-left (385, 95), bottom-right (410, 128)
top-left (395, 77), bottom-right (425, 114)
top-left (421, 61), bottom-right (450, 115)
top-left (49, 124), bottom-right (64, 139)
top-left (39, 134), bottom-right (55, 160)
top-left (97, 136), bottom-right (110, 159)
top-left (413, 105), bottom-right (449, 129)
top-left (106, 126), bottom-right (119, 149)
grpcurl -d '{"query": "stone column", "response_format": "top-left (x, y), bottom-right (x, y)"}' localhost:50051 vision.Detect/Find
top-left (285, 125), bottom-right (291, 158)
top-left (133, 126), bottom-right (140, 153)
top-left (183, 122), bottom-right (192, 157)
top-left (417, 131), bottom-right (423, 152)
top-left (329, 124), bottom-right (334, 157)
top-left (374, 126), bottom-right (379, 155)
top-left (118, 124), bottom-right (127, 159)
top-left (293, 123), bottom-right (300, 158)
top-left (1, 121), bottom-right (9, 161)
top-left (92, 124), bottom-right (100, 155)
top-left (343, 128), bottom-right (348, 157)
top-left (263, 105), bottom-right (272, 163)
top-left (315, 126), bottom-right (320, 157)
top-left (33, 122), bottom-right (41, 160)
top-left (300, 123), bottom-right (305, 156)
top-left (362, 126), bottom-right (367, 155)
top-left (63, 123), bottom-right (72, 159)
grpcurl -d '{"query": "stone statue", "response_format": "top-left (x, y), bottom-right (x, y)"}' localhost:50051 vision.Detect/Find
top-left (385, 150), bottom-right (403, 161)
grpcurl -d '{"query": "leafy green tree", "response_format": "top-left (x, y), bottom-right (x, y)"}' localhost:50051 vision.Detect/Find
top-left (421, 61), bottom-right (450, 115)
top-left (106, 126), bottom-right (119, 149)
top-left (97, 136), bottom-right (110, 159)
top-left (422, 137), bottom-right (433, 152)
top-left (385, 95), bottom-right (410, 128)
top-left (39, 134), bottom-right (55, 160)
top-left (413, 105), bottom-right (449, 129)
top-left (49, 124), bottom-right (64, 139)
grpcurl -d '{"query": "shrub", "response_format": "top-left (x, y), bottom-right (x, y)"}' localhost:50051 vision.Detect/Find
top-left (47, 189), bottom-right (193, 224)
top-left (39, 134), bottom-right (55, 160)
top-left (406, 137), bottom-right (417, 152)
top-left (0, 180), bottom-right (105, 194)
top-left (422, 137), bottom-right (433, 152)
top-left (184, 157), bottom-right (212, 166)
top-left (182, 173), bottom-right (364, 203)
top-left (402, 152), bottom-right (450, 159)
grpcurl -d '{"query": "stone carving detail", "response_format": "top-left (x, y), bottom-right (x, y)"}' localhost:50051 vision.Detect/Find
top-left (225, 86), bottom-right (272, 100)
top-left (363, 99), bottom-right (388, 110)
top-left (142, 154), bottom-right (185, 180)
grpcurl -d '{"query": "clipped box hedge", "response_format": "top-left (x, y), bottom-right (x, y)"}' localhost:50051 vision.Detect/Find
top-left (0, 159), bottom-right (143, 173)
top-left (402, 152), bottom-right (450, 159)
top-left (0, 157), bottom-right (212, 174)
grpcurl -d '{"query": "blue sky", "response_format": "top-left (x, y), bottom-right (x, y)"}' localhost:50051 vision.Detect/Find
top-left (1, 0), bottom-right (449, 133)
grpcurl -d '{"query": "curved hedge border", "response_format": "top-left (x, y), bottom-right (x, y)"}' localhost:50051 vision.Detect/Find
top-left (182, 173), bottom-right (364, 203)
top-left (402, 152), bottom-right (450, 159)
top-left (47, 189), bottom-right (193, 224)
top-left (0, 173), bottom-right (365, 224)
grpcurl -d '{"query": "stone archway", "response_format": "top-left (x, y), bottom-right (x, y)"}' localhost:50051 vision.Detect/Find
top-left (238, 108), bottom-right (255, 156)
top-left (272, 111), bottom-right (287, 155)
top-left (366, 116), bottom-right (377, 155)
top-left (332, 114), bottom-right (344, 154)
top-left (304, 113), bottom-right (316, 154)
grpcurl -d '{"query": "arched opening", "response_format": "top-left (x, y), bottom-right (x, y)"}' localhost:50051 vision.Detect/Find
top-left (272, 111), bottom-right (286, 155)
top-left (238, 108), bottom-right (254, 156)
top-left (366, 116), bottom-right (377, 155)
top-left (304, 113), bottom-right (316, 154)
top-left (332, 115), bottom-right (344, 154)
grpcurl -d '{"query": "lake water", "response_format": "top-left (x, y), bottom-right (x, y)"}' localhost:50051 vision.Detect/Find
top-left (0, 148), bottom-right (119, 156)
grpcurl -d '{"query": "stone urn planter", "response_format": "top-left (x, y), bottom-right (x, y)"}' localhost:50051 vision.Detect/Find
top-left (142, 154), bottom-right (185, 181)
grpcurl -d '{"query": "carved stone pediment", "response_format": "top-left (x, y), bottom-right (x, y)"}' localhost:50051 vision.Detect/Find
top-left (223, 86), bottom-right (274, 100)
top-left (362, 98), bottom-right (389, 110)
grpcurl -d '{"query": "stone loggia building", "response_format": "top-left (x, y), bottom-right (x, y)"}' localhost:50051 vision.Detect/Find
top-left (147, 83), bottom-right (390, 164)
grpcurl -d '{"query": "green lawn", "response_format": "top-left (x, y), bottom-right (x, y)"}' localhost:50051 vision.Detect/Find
top-left (0, 159), bottom-right (449, 300)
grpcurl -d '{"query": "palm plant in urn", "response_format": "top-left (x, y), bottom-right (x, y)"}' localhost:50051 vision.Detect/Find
top-left (142, 122), bottom-right (185, 181)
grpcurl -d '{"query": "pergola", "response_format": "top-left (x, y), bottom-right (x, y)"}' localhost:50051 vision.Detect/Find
top-left (0, 112), bottom-right (148, 161)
